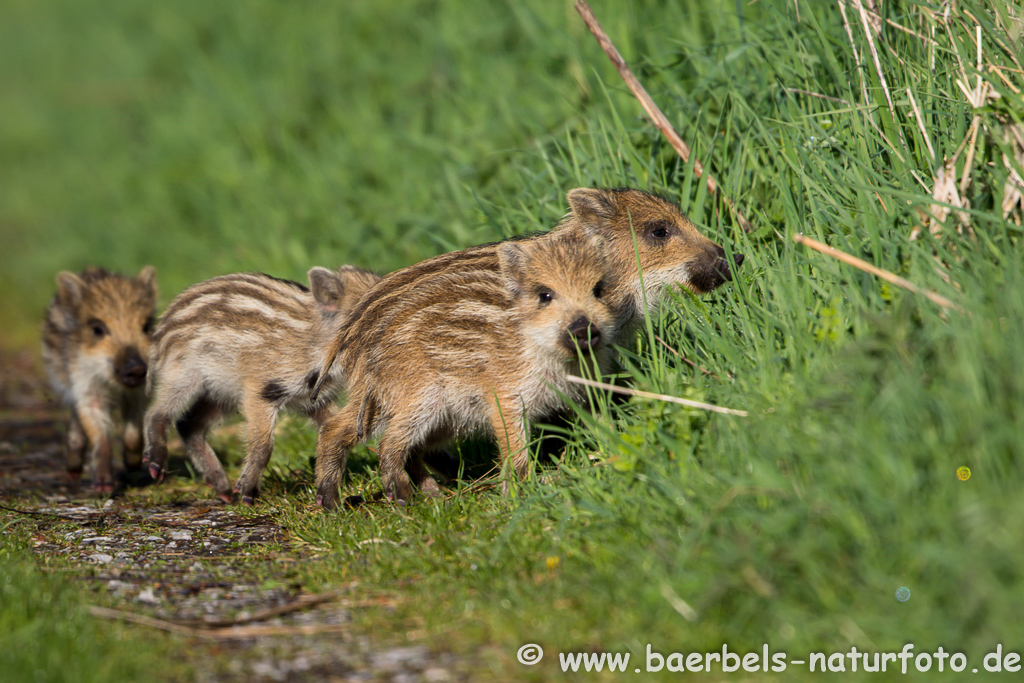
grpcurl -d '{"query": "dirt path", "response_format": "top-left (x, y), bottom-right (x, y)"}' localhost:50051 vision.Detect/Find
top-left (0, 350), bottom-right (470, 682)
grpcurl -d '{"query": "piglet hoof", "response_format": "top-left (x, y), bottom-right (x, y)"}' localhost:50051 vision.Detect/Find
top-left (93, 479), bottom-right (115, 494)
top-left (67, 469), bottom-right (82, 481)
top-left (419, 476), bottom-right (443, 498)
top-left (148, 463), bottom-right (164, 482)
top-left (316, 492), bottom-right (341, 511)
top-left (384, 487), bottom-right (410, 506)
top-left (241, 495), bottom-right (256, 506)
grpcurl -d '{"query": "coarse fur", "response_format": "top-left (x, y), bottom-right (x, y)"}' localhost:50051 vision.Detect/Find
top-left (41, 266), bottom-right (158, 492)
top-left (313, 231), bottom-right (625, 509)
top-left (311, 187), bottom-right (742, 495)
top-left (316, 188), bottom-right (742, 399)
top-left (557, 187), bottom-right (743, 340)
top-left (142, 266), bottom-right (380, 503)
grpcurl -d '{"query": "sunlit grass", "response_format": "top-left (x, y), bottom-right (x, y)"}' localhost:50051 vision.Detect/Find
top-left (3, 0), bottom-right (1024, 680)
top-left (0, 550), bottom-right (188, 682)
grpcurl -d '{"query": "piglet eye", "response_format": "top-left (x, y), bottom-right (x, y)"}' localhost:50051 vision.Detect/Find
top-left (143, 316), bottom-right (155, 335)
top-left (647, 221), bottom-right (672, 240)
top-left (537, 288), bottom-right (554, 306)
top-left (89, 319), bottom-right (108, 338)
top-left (593, 281), bottom-right (606, 299)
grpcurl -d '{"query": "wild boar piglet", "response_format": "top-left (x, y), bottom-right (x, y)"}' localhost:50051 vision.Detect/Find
top-left (422, 187), bottom-right (744, 480)
top-left (143, 266), bottom-right (380, 503)
top-left (557, 187), bottom-right (744, 339)
top-left (42, 266), bottom-right (158, 492)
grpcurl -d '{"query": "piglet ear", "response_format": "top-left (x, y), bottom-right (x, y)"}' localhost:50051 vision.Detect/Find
top-left (498, 240), bottom-right (531, 295)
top-left (308, 267), bottom-right (344, 313)
top-left (135, 265), bottom-right (158, 299)
top-left (333, 265), bottom-right (381, 311)
top-left (566, 188), bottom-right (617, 226)
top-left (56, 271), bottom-right (86, 309)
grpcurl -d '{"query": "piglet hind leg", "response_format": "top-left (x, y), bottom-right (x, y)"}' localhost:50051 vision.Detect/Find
top-left (345, 450), bottom-right (444, 505)
top-left (233, 393), bottom-right (279, 506)
top-left (175, 397), bottom-right (233, 503)
top-left (373, 410), bottom-right (419, 503)
top-left (378, 434), bottom-right (416, 504)
top-left (406, 451), bottom-right (444, 499)
top-left (142, 407), bottom-right (171, 482)
top-left (314, 403), bottom-right (358, 511)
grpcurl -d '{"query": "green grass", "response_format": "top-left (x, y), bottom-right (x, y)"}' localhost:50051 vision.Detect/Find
top-left (3, 0), bottom-right (1024, 679)
top-left (0, 546), bottom-right (187, 681)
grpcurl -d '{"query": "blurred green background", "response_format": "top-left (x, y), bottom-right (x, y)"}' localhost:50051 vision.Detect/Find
top-left (3, 0), bottom-right (1024, 679)
top-left (1, 0), bottom-right (651, 348)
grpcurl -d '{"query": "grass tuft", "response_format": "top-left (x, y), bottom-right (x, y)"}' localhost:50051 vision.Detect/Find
top-left (3, 0), bottom-right (1024, 678)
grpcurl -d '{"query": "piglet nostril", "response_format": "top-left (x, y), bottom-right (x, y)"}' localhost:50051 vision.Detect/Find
top-left (119, 361), bottom-right (147, 388)
top-left (566, 316), bottom-right (600, 352)
top-left (733, 253), bottom-right (744, 267)
top-left (580, 325), bottom-right (601, 349)
top-left (567, 316), bottom-right (588, 336)
top-left (118, 349), bottom-right (147, 388)
top-left (716, 259), bottom-right (733, 282)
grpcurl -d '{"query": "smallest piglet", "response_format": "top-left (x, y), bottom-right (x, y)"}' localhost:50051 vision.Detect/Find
top-left (42, 266), bottom-right (158, 492)
top-left (143, 266), bottom-right (380, 504)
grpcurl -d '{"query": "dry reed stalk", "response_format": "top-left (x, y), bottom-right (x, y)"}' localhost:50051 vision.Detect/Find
top-left (175, 592), bottom-right (340, 628)
top-left (838, 1), bottom-right (870, 106)
top-left (853, 0), bottom-right (906, 151)
top-left (906, 88), bottom-right (936, 161)
top-left (565, 375), bottom-right (748, 417)
top-left (792, 233), bottom-right (961, 312)
top-left (654, 334), bottom-right (718, 378)
top-left (573, 0), bottom-right (753, 233)
top-left (89, 592), bottom-right (396, 639)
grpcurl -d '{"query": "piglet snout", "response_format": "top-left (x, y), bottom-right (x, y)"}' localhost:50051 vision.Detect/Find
top-left (565, 315), bottom-right (601, 353)
top-left (118, 348), bottom-right (147, 388)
